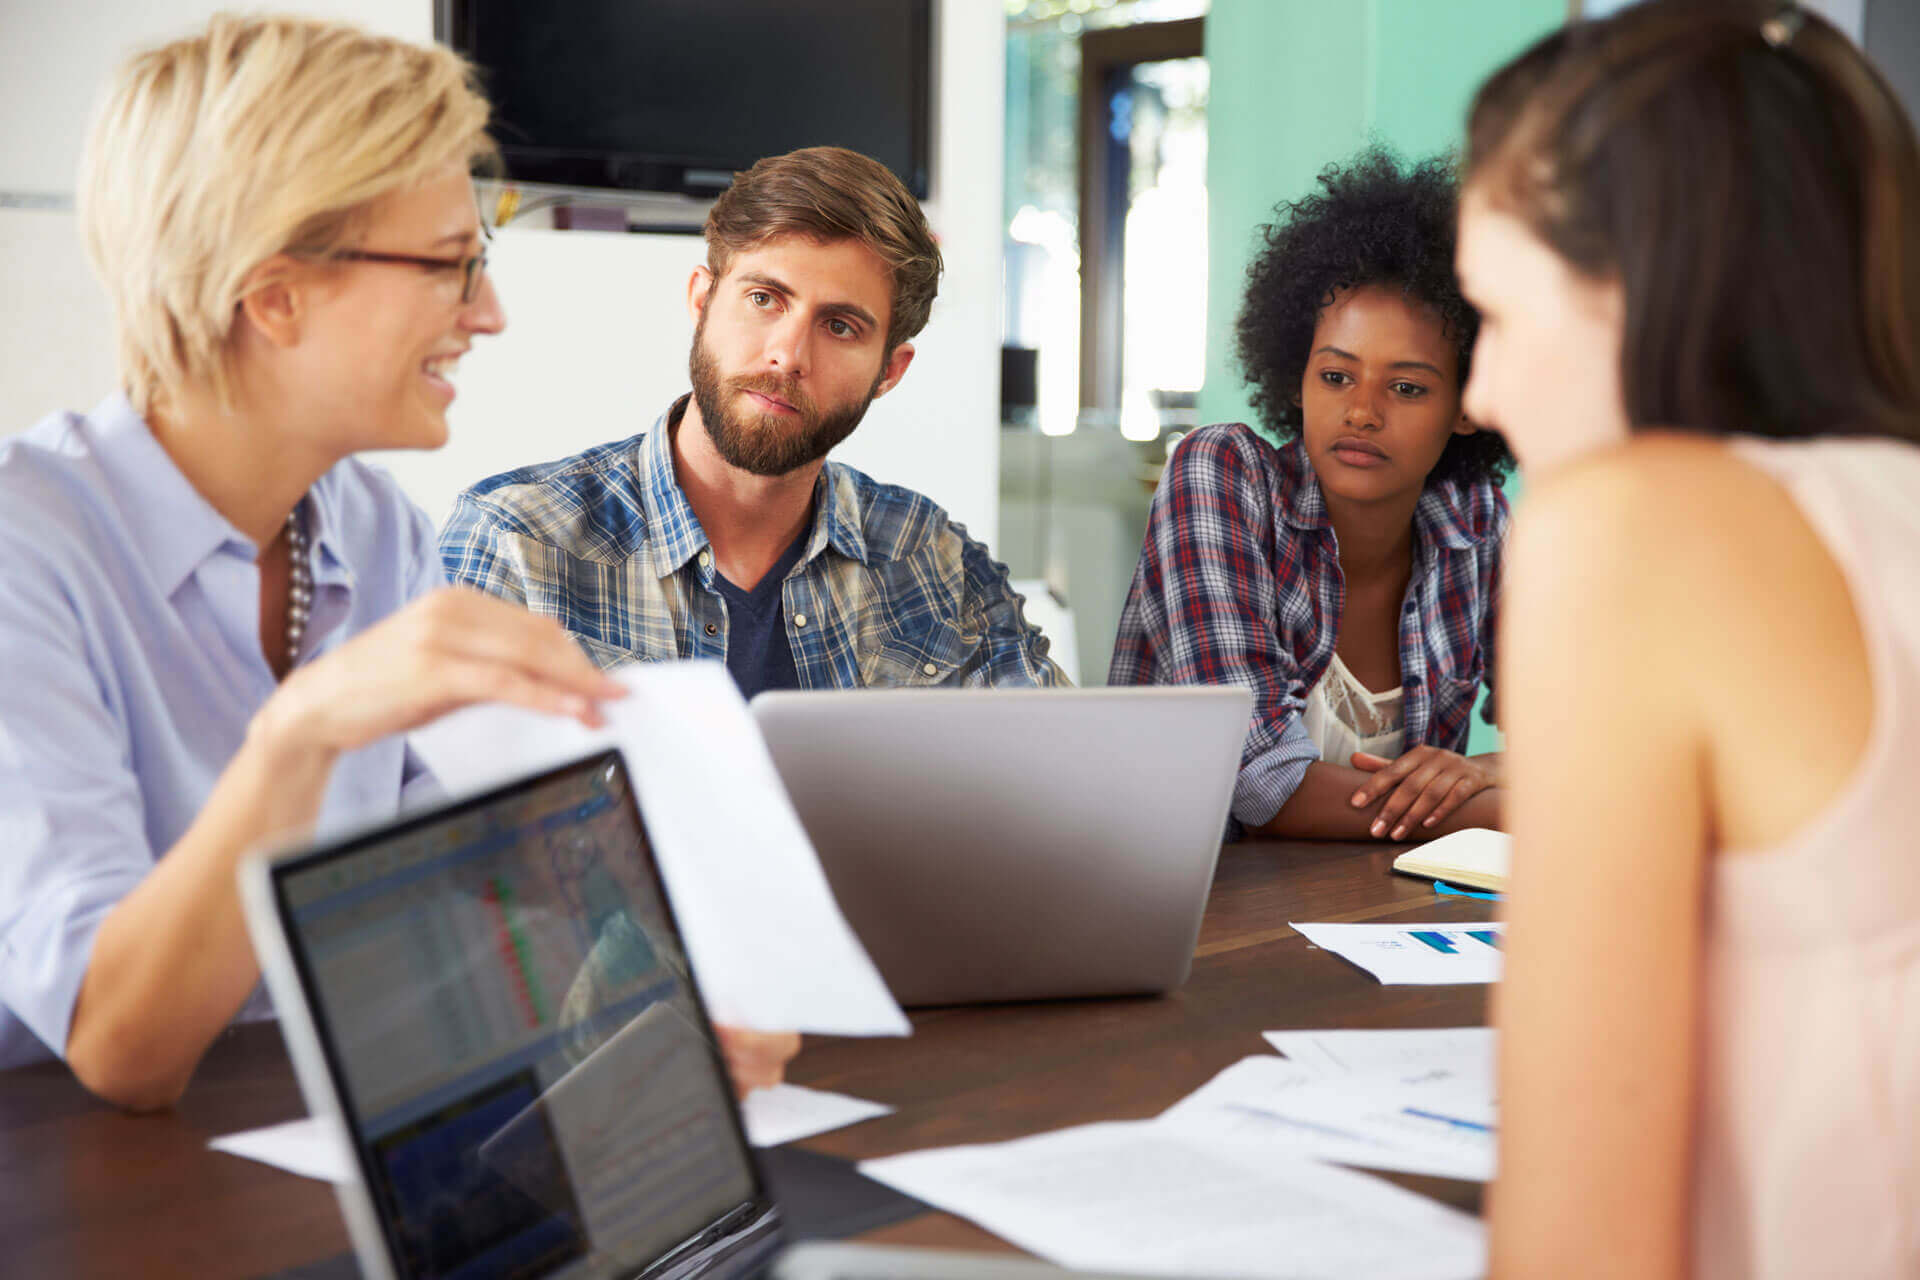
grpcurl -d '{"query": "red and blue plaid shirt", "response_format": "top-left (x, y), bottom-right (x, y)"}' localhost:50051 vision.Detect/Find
top-left (1109, 425), bottom-right (1508, 829)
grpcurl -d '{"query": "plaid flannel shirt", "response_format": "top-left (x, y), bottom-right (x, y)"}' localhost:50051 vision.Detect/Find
top-left (440, 397), bottom-right (1063, 689)
top-left (1109, 425), bottom-right (1507, 829)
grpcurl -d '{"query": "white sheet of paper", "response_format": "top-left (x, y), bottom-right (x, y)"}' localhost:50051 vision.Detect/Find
top-left (210, 1081), bottom-right (894, 1185)
top-left (860, 1121), bottom-right (1484, 1280)
top-left (1263, 1028), bottom-right (1494, 1079)
top-left (1291, 921), bottom-right (1505, 985)
top-left (1156, 1056), bottom-right (1494, 1182)
top-left (408, 661), bottom-right (908, 1036)
top-left (740, 1083), bottom-right (894, 1148)
top-left (208, 1116), bottom-right (351, 1183)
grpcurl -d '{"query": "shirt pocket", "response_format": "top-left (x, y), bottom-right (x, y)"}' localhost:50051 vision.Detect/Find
top-left (859, 616), bottom-right (978, 687)
top-left (571, 631), bottom-right (633, 671)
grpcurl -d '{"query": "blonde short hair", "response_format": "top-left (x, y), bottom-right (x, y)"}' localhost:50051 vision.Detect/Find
top-left (79, 14), bottom-right (495, 417)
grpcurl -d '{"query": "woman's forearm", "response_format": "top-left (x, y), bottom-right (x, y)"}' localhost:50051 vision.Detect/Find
top-left (65, 715), bottom-right (336, 1109)
top-left (1252, 761), bottom-right (1502, 840)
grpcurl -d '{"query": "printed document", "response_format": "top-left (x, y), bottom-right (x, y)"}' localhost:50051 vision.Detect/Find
top-left (1262, 1027), bottom-right (1494, 1079)
top-left (741, 1084), bottom-right (894, 1149)
top-left (409, 660), bottom-right (908, 1036)
top-left (1291, 921), bottom-right (1505, 985)
top-left (860, 1121), bottom-right (1484, 1280)
top-left (211, 1082), bottom-right (894, 1184)
top-left (1157, 1055), bottom-right (1495, 1182)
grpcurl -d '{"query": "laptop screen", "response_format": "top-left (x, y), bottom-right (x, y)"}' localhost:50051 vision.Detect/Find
top-left (274, 750), bottom-right (761, 1279)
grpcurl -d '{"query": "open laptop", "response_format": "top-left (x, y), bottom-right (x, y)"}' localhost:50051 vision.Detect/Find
top-left (241, 749), bottom-right (785, 1280)
top-left (750, 687), bottom-right (1252, 1007)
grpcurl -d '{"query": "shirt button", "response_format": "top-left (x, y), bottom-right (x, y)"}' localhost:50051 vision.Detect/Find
top-left (704, 622), bottom-right (718, 637)
top-left (793, 613), bottom-right (808, 628)
top-left (923, 662), bottom-right (938, 677)
top-left (698, 550), bottom-right (711, 568)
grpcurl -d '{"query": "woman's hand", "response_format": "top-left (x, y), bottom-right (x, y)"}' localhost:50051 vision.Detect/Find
top-left (251, 587), bottom-right (624, 762)
top-left (1349, 747), bottom-right (1501, 839)
top-left (716, 1025), bottom-right (802, 1098)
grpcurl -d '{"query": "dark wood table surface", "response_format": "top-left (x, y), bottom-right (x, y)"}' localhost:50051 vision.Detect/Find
top-left (0, 839), bottom-right (1496, 1278)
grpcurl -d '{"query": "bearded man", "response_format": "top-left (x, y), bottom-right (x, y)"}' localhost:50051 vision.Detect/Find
top-left (441, 147), bottom-right (1062, 694)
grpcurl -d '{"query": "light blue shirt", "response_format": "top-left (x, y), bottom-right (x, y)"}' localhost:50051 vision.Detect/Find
top-left (0, 394), bottom-right (444, 1069)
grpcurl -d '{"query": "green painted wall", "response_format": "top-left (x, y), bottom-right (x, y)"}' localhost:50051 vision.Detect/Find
top-left (1199, 0), bottom-right (1562, 433)
top-left (1200, 0), bottom-right (1558, 756)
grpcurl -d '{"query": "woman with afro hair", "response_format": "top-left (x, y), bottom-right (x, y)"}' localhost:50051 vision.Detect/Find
top-left (1111, 146), bottom-right (1514, 842)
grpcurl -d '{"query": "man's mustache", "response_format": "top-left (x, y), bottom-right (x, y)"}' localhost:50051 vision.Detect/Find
top-left (726, 373), bottom-right (815, 418)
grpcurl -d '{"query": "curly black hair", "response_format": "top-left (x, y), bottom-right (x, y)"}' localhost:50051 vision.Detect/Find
top-left (1234, 146), bottom-right (1513, 488)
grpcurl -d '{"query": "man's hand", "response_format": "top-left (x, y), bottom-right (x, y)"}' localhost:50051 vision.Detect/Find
top-left (1348, 746), bottom-right (1501, 839)
top-left (716, 1025), bottom-right (802, 1098)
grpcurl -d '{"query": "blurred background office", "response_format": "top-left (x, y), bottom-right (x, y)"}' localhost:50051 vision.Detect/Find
top-left (2, 0), bottom-right (1913, 694)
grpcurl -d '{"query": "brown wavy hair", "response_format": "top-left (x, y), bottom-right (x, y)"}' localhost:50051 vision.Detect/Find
top-left (704, 146), bottom-right (943, 353)
top-left (1465, 0), bottom-right (1920, 444)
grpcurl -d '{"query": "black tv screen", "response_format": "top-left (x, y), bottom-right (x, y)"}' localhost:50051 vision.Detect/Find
top-left (441, 0), bottom-right (932, 198)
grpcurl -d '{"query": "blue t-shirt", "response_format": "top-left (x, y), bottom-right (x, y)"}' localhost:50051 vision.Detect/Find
top-left (714, 530), bottom-right (808, 700)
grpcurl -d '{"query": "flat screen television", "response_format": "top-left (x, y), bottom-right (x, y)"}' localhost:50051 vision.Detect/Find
top-left (438, 0), bottom-right (933, 199)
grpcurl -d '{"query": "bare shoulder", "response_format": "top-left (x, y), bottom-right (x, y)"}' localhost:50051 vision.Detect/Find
top-left (1520, 430), bottom-right (1786, 542)
top-left (1510, 433), bottom-right (1811, 618)
top-left (1511, 433), bottom-right (1871, 849)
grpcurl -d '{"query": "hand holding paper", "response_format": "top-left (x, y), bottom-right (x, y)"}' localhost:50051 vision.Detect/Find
top-left (409, 661), bottom-right (908, 1037)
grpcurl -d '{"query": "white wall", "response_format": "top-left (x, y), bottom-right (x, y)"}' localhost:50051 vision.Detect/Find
top-left (0, 0), bottom-right (1005, 544)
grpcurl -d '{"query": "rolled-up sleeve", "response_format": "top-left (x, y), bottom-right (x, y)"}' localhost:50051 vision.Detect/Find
top-left (1108, 429), bottom-right (1320, 828)
top-left (0, 562), bottom-right (151, 1067)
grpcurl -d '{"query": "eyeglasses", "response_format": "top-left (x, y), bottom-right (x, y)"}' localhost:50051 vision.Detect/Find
top-left (333, 239), bottom-right (490, 304)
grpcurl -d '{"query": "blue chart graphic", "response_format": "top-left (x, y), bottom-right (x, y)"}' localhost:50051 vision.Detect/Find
top-left (1409, 929), bottom-right (1502, 955)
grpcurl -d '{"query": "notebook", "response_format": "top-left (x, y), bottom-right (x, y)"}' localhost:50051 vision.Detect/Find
top-left (1390, 828), bottom-right (1511, 893)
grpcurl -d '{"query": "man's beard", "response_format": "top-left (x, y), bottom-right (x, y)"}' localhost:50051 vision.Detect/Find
top-left (688, 317), bottom-right (881, 478)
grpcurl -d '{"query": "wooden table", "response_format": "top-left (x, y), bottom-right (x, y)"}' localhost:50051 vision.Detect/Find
top-left (0, 839), bottom-right (1496, 1278)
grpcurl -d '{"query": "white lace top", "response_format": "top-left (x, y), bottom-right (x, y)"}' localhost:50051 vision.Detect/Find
top-left (1300, 650), bottom-right (1406, 766)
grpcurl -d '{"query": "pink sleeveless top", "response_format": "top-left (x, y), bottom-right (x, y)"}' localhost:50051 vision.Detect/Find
top-left (1694, 438), bottom-right (1920, 1279)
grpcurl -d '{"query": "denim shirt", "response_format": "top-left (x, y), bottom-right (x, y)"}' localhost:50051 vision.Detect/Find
top-left (439, 396), bottom-right (1063, 688)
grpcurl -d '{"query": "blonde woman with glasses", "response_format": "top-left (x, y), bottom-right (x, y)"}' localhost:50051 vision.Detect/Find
top-left (0, 16), bottom-right (794, 1109)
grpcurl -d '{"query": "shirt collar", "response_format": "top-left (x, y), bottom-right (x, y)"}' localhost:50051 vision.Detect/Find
top-left (1411, 481), bottom-right (1487, 552)
top-left (88, 392), bottom-right (246, 597)
top-left (813, 461), bottom-right (871, 567)
top-left (639, 394), bottom-right (872, 576)
top-left (1274, 435), bottom-right (1488, 551)
top-left (636, 397), bottom-right (710, 577)
top-left (303, 472), bottom-right (357, 590)
top-left (91, 392), bottom-right (361, 597)
top-left (1275, 437), bottom-right (1333, 535)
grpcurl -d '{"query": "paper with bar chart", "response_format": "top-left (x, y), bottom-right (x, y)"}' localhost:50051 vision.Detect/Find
top-left (1291, 921), bottom-right (1505, 985)
top-left (1156, 1053), bottom-right (1496, 1182)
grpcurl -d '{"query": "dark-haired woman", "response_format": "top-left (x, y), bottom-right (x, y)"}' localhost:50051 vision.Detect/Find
top-left (1111, 148), bottom-right (1513, 842)
top-left (1459, 3), bottom-right (1920, 1276)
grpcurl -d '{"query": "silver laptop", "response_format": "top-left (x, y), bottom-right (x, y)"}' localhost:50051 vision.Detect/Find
top-left (750, 687), bottom-right (1251, 1006)
top-left (240, 750), bottom-right (784, 1280)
